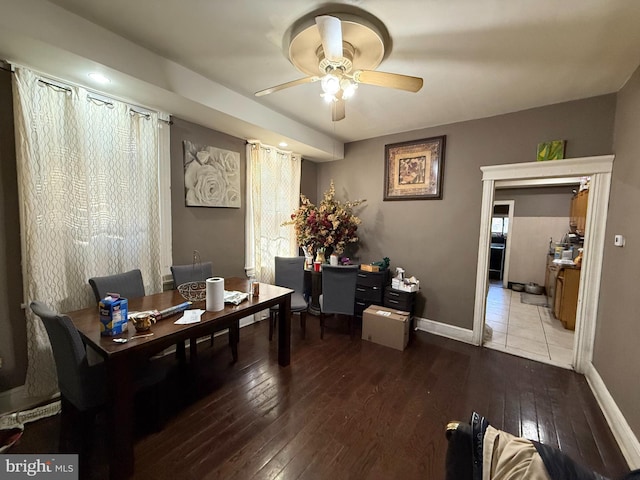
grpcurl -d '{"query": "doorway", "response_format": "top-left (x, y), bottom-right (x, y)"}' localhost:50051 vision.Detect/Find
top-left (472, 155), bottom-right (614, 374)
top-left (484, 190), bottom-right (581, 368)
top-left (490, 200), bottom-right (514, 288)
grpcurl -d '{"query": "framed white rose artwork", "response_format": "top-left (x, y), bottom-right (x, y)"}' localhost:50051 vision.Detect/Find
top-left (183, 140), bottom-right (241, 208)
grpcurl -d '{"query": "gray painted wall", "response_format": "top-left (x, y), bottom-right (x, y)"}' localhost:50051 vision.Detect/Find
top-left (300, 159), bottom-right (318, 204)
top-left (594, 65), bottom-right (640, 439)
top-left (170, 117), bottom-right (247, 278)
top-left (316, 95), bottom-right (615, 328)
top-left (495, 186), bottom-right (575, 217)
top-left (0, 66), bottom-right (26, 391)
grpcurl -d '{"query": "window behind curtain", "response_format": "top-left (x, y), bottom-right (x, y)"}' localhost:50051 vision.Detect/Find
top-left (245, 142), bottom-right (301, 285)
top-left (13, 67), bottom-right (165, 397)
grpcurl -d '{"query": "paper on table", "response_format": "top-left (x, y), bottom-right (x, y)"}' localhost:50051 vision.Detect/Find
top-left (174, 309), bottom-right (204, 324)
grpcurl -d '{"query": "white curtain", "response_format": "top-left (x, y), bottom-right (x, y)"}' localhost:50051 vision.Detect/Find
top-left (13, 68), bottom-right (163, 397)
top-left (245, 141), bottom-right (301, 285)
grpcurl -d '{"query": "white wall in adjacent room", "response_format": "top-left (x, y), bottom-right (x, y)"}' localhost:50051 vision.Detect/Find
top-left (508, 216), bottom-right (569, 286)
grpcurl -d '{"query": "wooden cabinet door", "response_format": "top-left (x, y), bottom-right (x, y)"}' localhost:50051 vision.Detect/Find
top-left (570, 194), bottom-right (578, 231)
top-left (569, 189), bottom-right (589, 235)
top-left (554, 274), bottom-right (564, 319)
top-left (576, 190), bottom-right (588, 235)
top-left (560, 268), bottom-right (581, 330)
top-left (546, 262), bottom-right (559, 309)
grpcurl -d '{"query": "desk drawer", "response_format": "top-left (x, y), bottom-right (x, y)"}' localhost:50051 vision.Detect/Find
top-left (383, 296), bottom-right (414, 312)
top-left (356, 270), bottom-right (388, 288)
top-left (355, 300), bottom-right (368, 317)
top-left (356, 285), bottom-right (384, 303)
top-left (384, 287), bottom-right (415, 312)
top-left (355, 299), bottom-right (382, 317)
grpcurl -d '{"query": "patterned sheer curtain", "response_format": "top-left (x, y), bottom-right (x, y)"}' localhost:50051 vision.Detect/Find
top-left (245, 141), bottom-right (301, 285)
top-left (13, 67), bottom-right (163, 397)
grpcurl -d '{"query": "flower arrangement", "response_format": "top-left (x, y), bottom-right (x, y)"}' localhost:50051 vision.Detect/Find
top-left (284, 180), bottom-right (365, 256)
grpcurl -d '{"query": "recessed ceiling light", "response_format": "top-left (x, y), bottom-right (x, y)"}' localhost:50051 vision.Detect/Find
top-left (279, 142), bottom-right (288, 147)
top-left (88, 72), bottom-right (110, 84)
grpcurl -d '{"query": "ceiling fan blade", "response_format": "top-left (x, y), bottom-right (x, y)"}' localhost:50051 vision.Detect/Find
top-left (332, 95), bottom-right (345, 122)
top-left (255, 76), bottom-right (319, 97)
top-left (353, 70), bottom-right (424, 92)
top-left (315, 15), bottom-right (343, 62)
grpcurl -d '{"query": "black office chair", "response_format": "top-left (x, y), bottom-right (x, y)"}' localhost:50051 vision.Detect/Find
top-left (319, 265), bottom-right (359, 339)
top-left (88, 269), bottom-right (145, 303)
top-left (30, 301), bottom-right (166, 456)
top-left (269, 256), bottom-right (308, 340)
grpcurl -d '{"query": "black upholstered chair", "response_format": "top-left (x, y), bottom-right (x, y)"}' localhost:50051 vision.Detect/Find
top-left (88, 268), bottom-right (145, 303)
top-left (30, 301), bottom-right (166, 456)
top-left (269, 256), bottom-right (308, 340)
top-left (319, 265), bottom-right (358, 339)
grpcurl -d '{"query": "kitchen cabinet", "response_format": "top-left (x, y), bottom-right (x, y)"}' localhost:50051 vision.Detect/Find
top-left (570, 189), bottom-right (589, 235)
top-left (553, 266), bottom-right (581, 330)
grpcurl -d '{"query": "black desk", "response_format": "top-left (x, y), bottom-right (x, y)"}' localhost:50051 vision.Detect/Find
top-left (304, 269), bottom-right (322, 315)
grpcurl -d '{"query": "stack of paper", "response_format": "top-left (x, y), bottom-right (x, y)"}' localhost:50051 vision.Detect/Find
top-left (174, 309), bottom-right (204, 324)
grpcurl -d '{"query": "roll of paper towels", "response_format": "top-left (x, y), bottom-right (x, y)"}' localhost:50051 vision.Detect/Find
top-left (206, 277), bottom-right (224, 312)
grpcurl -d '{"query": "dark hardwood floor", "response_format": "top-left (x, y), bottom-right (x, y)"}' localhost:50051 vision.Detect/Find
top-left (10, 316), bottom-right (629, 479)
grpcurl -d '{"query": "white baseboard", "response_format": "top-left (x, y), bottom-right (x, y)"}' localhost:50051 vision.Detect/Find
top-left (585, 362), bottom-right (640, 469)
top-left (414, 316), bottom-right (475, 344)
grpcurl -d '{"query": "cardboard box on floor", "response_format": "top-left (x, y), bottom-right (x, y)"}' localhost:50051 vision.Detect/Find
top-left (362, 305), bottom-right (410, 351)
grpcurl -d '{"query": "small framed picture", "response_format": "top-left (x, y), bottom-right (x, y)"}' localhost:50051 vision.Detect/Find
top-left (384, 135), bottom-right (446, 200)
top-left (536, 140), bottom-right (566, 161)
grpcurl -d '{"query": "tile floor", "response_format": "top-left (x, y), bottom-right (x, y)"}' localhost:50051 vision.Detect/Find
top-left (483, 281), bottom-right (575, 368)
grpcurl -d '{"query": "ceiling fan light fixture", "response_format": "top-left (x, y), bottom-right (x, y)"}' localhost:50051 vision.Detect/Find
top-left (320, 73), bottom-right (341, 95)
top-left (321, 92), bottom-right (337, 103)
top-left (340, 79), bottom-right (357, 99)
top-left (256, 8), bottom-right (420, 121)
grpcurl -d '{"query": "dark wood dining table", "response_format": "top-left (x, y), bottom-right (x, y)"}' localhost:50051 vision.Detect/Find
top-left (67, 277), bottom-right (292, 479)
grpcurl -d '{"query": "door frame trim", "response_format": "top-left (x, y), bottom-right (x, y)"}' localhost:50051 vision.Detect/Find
top-left (473, 155), bottom-right (614, 373)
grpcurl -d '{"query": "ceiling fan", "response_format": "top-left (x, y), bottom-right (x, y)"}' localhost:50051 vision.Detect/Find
top-left (255, 13), bottom-right (423, 121)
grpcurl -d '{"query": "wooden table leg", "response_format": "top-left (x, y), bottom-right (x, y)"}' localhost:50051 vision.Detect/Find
top-left (107, 356), bottom-right (135, 479)
top-left (277, 295), bottom-right (291, 366)
top-left (230, 321), bottom-right (239, 363)
top-left (175, 340), bottom-right (186, 362)
top-left (189, 336), bottom-right (198, 365)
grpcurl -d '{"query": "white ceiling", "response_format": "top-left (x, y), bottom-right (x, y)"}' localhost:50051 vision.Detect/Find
top-left (1, 0), bottom-right (640, 161)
